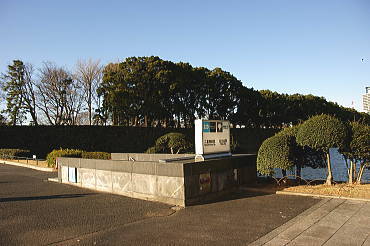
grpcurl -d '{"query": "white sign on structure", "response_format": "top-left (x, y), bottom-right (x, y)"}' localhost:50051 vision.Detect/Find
top-left (195, 119), bottom-right (231, 159)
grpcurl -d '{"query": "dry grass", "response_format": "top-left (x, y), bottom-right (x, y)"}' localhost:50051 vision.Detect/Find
top-left (0, 158), bottom-right (49, 168)
top-left (282, 183), bottom-right (370, 199)
top-left (245, 178), bottom-right (370, 200)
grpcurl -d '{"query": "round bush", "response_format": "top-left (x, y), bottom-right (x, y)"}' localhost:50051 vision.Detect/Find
top-left (147, 132), bottom-right (193, 154)
top-left (348, 122), bottom-right (370, 161)
top-left (257, 134), bottom-right (295, 176)
top-left (296, 114), bottom-right (350, 152)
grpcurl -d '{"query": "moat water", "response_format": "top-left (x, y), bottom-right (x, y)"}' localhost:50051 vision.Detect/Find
top-left (273, 148), bottom-right (370, 183)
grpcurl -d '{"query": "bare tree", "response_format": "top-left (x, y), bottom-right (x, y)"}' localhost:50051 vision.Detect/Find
top-left (37, 62), bottom-right (83, 125)
top-left (74, 59), bottom-right (103, 125)
top-left (22, 63), bottom-right (38, 125)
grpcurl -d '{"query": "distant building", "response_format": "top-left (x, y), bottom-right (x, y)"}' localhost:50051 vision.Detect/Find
top-left (363, 87), bottom-right (370, 113)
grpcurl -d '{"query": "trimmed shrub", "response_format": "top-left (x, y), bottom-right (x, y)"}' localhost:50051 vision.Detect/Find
top-left (257, 134), bottom-right (295, 176)
top-left (145, 146), bottom-right (159, 154)
top-left (81, 151), bottom-right (111, 160)
top-left (341, 122), bottom-right (370, 183)
top-left (46, 149), bottom-right (83, 168)
top-left (0, 149), bottom-right (30, 159)
top-left (296, 114), bottom-right (350, 153)
top-left (276, 125), bottom-right (325, 172)
top-left (147, 132), bottom-right (193, 154)
top-left (275, 125), bottom-right (299, 138)
top-left (296, 114), bottom-right (350, 185)
top-left (46, 149), bottom-right (111, 168)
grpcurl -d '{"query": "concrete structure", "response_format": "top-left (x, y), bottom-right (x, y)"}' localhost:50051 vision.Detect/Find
top-left (363, 86), bottom-right (370, 113)
top-left (57, 153), bottom-right (256, 207)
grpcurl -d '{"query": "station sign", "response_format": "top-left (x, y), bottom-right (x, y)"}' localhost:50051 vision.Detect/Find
top-left (195, 119), bottom-right (231, 155)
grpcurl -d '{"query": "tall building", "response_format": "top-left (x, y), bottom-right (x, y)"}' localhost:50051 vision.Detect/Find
top-left (363, 87), bottom-right (370, 113)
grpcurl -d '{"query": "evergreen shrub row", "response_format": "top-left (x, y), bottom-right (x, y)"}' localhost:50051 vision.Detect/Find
top-left (0, 149), bottom-right (30, 158)
top-left (46, 149), bottom-right (111, 168)
top-left (0, 126), bottom-right (277, 158)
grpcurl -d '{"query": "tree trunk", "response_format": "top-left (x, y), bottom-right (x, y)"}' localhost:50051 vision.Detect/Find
top-left (356, 163), bottom-right (366, 184)
top-left (281, 169), bottom-right (287, 184)
top-left (88, 87), bottom-right (92, 126)
top-left (348, 160), bottom-right (354, 184)
top-left (144, 115), bottom-right (148, 127)
top-left (326, 153), bottom-right (333, 185)
top-left (296, 164), bottom-right (302, 183)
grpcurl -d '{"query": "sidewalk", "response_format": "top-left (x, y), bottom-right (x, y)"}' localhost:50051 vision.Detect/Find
top-left (0, 159), bottom-right (55, 172)
top-left (250, 198), bottom-right (370, 246)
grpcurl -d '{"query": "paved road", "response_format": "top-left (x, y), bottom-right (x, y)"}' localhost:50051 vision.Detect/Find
top-left (0, 164), bottom-right (319, 246)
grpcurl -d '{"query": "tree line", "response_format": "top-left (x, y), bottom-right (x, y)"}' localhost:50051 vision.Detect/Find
top-left (1, 56), bottom-right (369, 127)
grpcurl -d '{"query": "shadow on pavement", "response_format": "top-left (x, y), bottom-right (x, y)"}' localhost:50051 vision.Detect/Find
top-left (190, 189), bottom-right (268, 206)
top-left (0, 193), bottom-right (98, 202)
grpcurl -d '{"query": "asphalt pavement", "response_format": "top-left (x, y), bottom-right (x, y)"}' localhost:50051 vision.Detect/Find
top-left (0, 164), bottom-right (319, 246)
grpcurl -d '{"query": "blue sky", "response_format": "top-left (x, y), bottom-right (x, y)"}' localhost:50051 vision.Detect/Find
top-left (1, 0), bottom-right (369, 111)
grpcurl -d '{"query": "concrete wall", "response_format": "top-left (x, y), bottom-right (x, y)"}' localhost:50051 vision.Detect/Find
top-left (58, 158), bottom-right (186, 206)
top-left (57, 154), bottom-right (256, 207)
top-left (183, 154), bottom-right (256, 205)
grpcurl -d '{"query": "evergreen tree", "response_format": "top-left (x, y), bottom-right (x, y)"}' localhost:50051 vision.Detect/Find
top-left (0, 60), bottom-right (27, 125)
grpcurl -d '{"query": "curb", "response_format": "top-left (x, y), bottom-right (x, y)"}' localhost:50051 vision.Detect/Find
top-left (1, 160), bottom-right (55, 172)
top-left (276, 190), bottom-right (370, 202)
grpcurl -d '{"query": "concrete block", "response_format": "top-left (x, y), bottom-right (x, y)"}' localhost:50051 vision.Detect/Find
top-left (155, 163), bottom-right (184, 177)
top-left (156, 176), bottom-right (184, 199)
top-left (76, 168), bottom-right (81, 184)
top-left (96, 170), bottom-right (113, 192)
top-left (80, 159), bottom-right (96, 169)
top-left (112, 172), bottom-right (132, 193)
top-left (111, 160), bottom-right (132, 173)
top-left (95, 159), bottom-right (113, 171)
top-left (57, 157), bottom-right (69, 167)
top-left (79, 168), bottom-right (96, 189)
top-left (132, 161), bottom-right (156, 175)
top-left (111, 153), bottom-right (129, 160)
top-left (61, 166), bottom-right (69, 182)
top-left (184, 175), bottom-right (200, 198)
top-left (131, 173), bottom-right (157, 195)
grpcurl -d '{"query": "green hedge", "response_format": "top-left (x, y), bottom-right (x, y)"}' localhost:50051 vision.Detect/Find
top-left (0, 149), bottom-right (30, 159)
top-left (0, 126), bottom-right (277, 158)
top-left (81, 151), bottom-right (111, 160)
top-left (46, 149), bottom-right (84, 168)
top-left (46, 149), bottom-right (111, 168)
